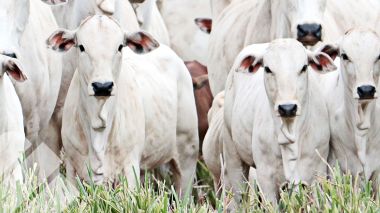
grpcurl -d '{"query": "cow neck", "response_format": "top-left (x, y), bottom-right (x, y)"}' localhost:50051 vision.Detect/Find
top-left (274, 84), bottom-right (310, 183)
top-left (340, 69), bottom-right (375, 166)
top-left (269, 0), bottom-right (291, 40)
top-left (77, 74), bottom-right (117, 164)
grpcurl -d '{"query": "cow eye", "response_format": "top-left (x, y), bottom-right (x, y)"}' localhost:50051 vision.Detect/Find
top-left (78, 45), bottom-right (85, 52)
top-left (118, 44), bottom-right (124, 52)
top-left (300, 65), bottom-right (308, 73)
top-left (264, 66), bottom-right (272, 74)
top-left (341, 53), bottom-right (350, 61)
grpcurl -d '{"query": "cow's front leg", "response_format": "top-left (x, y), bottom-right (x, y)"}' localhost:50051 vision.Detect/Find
top-left (123, 161), bottom-right (140, 190)
top-left (256, 165), bottom-right (280, 205)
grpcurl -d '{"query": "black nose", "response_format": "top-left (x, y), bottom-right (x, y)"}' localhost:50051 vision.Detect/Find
top-left (297, 24), bottom-right (322, 44)
top-left (92, 82), bottom-right (114, 96)
top-left (357, 85), bottom-right (376, 99)
top-left (278, 104), bottom-right (297, 117)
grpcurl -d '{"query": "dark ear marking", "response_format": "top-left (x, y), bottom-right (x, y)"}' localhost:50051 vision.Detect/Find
top-left (3, 60), bottom-right (27, 82)
top-left (125, 31), bottom-right (160, 54)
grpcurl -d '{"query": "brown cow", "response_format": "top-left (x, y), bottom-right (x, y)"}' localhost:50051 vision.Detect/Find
top-left (185, 61), bottom-right (213, 149)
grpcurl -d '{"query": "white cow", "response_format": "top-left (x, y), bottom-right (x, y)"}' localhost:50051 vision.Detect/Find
top-left (160, 0), bottom-right (211, 64)
top-left (0, 0), bottom-right (62, 177)
top-left (202, 91), bottom-right (224, 192)
top-left (223, 39), bottom-right (336, 204)
top-left (132, 0), bottom-right (170, 45)
top-left (0, 54), bottom-right (27, 185)
top-left (47, 15), bottom-right (199, 193)
top-left (319, 29), bottom-right (380, 188)
top-left (41, 0), bottom-right (140, 162)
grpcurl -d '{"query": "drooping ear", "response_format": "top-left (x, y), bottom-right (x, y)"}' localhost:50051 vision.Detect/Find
top-left (308, 50), bottom-right (337, 73)
top-left (194, 18), bottom-right (212, 34)
top-left (237, 55), bottom-right (263, 74)
top-left (46, 29), bottom-right (76, 52)
top-left (41, 0), bottom-right (68, 5)
top-left (124, 31), bottom-right (160, 54)
top-left (319, 44), bottom-right (339, 61)
top-left (3, 59), bottom-right (27, 82)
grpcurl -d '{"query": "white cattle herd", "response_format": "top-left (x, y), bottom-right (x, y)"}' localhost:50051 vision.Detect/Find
top-left (1, 0), bottom-right (380, 207)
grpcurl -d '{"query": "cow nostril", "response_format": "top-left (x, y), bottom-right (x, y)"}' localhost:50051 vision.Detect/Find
top-left (357, 85), bottom-right (376, 99)
top-left (278, 104), bottom-right (298, 117)
top-left (92, 82), bottom-right (114, 96)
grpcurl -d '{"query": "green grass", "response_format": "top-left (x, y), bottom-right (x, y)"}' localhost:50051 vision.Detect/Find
top-left (1, 162), bottom-right (380, 212)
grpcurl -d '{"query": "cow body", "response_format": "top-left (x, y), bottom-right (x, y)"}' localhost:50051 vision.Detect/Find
top-left (0, 0), bottom-right (62, 177)
top-left (223, 40), bottom-right (335, 204)
top-left (48, 16), bottom-right (198, 193)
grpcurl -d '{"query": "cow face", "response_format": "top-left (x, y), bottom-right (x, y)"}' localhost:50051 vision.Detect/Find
top-left (238, 39), bottom-right (336, 119)
top-left (47, 15), bottom-right (159, 97)
top-left (0, 0), bottom-right (30, 51)
top-left (279, 0), bottom-right (326, 46)
top-left (324, 30), bottom-right (380, 101)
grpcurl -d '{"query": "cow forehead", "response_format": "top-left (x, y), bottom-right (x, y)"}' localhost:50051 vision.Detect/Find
top-left (263, 40), bottom-right (307, 71)
top-left (341, 30), bottom-right (380, 59)
top-left (76, 16), bottom-right (124, 47)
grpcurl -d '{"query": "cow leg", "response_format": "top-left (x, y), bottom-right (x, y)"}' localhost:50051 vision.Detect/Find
top-left (222, 127), bottom-right (249, 209)
top-left (256, 166), bottom-right (279, 205)
top-left (123, 161), bottom-right (141, 190)
top-left (176, 79), bottom-right (199, 196)
top-left (175, 132), bottom-right (198, 196)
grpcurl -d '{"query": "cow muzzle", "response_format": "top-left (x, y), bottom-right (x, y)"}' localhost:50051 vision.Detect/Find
top-left (92, 81), bottom-right (114, 97)
top-left (278, 104), bottom-right (298, 118)
top-left (357, 85), bottom-right (376, 100)
top-left (297, 24), bottom-right (322, 46)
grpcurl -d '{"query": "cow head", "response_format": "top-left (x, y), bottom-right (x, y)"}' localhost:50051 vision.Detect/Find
top-left (47, 15), bottom-right (159, 98)
top-left (320, 29), bottom-right (380, 101)
top-left (237, 39), bottom-right (336, 119)
top-left (273, 0), bottom-right (326, 46)
top-left (0, 53), bottom-right (27, 82)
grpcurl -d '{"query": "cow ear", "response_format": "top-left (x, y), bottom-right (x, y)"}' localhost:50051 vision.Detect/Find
top-left (238, 55), bottom-right (262, 74)
top-left (47, 29), bottom-right (76, 52)
top-left (308, 50), bottom-right (337, 73)
top-left (124, 31), bottom-right (160, 54)
top-left (195, 18), bottom-right (212, 34)
top-left (193, 74), bottom-right (209, 90)
top-left (41, 0), bottom-right (68, 5)
top-left (319, 44), bottom-right (339, 61)
top-left (3, 59), bottom-right (27, 82)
